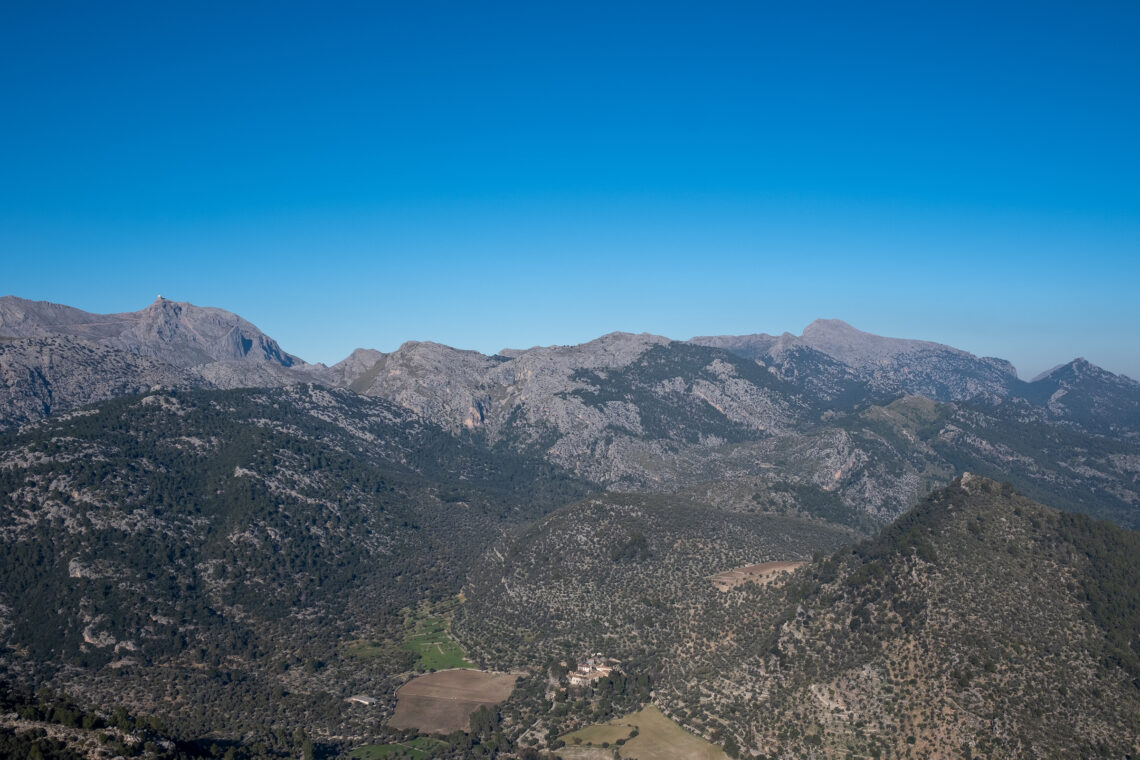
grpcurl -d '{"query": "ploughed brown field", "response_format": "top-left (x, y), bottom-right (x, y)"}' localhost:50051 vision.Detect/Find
top-left (388, 669), bottom-right (520, 734)
top-left (709, 560), bottom-right (805, 591)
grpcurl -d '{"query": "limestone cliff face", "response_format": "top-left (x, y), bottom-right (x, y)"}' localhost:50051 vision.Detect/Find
top-left (344, 332), bottom-right (677, 438)
top-left (342, 334), bottom-right (806, 488)
top-left (0, 336), bottom-right (204, 428)
top-left (334, 323), bottom-right (1138, 523)
top-left (345, 341), bottom-right (503, 431)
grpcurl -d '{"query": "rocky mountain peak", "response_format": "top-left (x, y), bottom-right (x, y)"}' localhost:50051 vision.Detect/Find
top-left (692, 319), bottom-right (1019, 401)
top-left (800, 317), bottom-right (861, 338)
top-left (1018, 356), bottom-right (1140, 434)
top-left (570, 331), bottom-right (672, 361)
top-left (798, 318), bottom-right (944, 366)
top-left (498, 332), bottom-right (670, 362)
top-left (1029, 357), bottom-right (1102, 383)
top-left (1030, 357), bottom-right (1135, 386)
top-left (490, 332), bottom-right (672, 374)
top-left (112, 298), bottom-right (301, 368)
top-left (328, 347), bottom-right (386, 387)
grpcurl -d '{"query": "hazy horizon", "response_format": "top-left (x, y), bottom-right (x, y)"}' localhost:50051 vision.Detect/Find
top-left (2, 291), bottom-right (1129, 383)
top-left (3, 2), bottom-right (1137, 379)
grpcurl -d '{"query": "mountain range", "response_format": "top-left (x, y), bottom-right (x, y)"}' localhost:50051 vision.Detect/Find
top-left (1, 294), bottom-right (1139, 758)
top-left (2, 295), bottom-right (1137, 526)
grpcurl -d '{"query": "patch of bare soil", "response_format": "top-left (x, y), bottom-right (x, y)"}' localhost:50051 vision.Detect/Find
top-left (388, 669), bottom-right (519, 734)
top-left (709, 561), bottom-right (805, 591)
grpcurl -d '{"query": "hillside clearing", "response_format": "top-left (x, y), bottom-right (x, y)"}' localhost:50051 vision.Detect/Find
top-left (709, 560), bottom-right (805, 591)
top-left (561, 704), bottom-right (728, 760)
top-left (403, 599), bottom-right (476, 671)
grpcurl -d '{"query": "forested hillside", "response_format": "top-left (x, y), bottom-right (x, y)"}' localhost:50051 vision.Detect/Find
top-left (456, 490), bottom-right (856, 668)
top-left (0, 385), bottom-right (589, 748)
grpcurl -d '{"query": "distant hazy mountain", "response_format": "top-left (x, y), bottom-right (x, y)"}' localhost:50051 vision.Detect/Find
top-left (330, 325), bottom-right (1137, 525)
top-left (1017, 357), bottom-right (1140, 435)
top-left (691, 318), bottom-right (1019, 401)
top-left (342, 335), bottom-right (814, 489)
top-left (326, 346), bottom-right (385, 387)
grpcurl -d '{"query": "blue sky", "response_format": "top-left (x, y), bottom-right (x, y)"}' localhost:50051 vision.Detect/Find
top-left (2, 1), bottom-right (1138, 378)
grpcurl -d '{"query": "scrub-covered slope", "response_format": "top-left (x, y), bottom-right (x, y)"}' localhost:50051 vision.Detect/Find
top-left (655, 475), bottom-right (1140, 759)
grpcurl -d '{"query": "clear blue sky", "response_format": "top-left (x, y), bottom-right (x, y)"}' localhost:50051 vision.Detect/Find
top-left (2, 1), bottom-right (1138, 379)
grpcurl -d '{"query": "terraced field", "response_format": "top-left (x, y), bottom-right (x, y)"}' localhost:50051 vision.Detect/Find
top-left (403, 600), bottom-right (476, 671)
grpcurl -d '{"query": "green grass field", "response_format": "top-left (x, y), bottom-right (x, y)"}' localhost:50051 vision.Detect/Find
top-left (349, 737), bottom-right (447, 759)
top-left (402, 599), bottom-right (475, 671)
top-left (345, 599), bottom-right (474, 671)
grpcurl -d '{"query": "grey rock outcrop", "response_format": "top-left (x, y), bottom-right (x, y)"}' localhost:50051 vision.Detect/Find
top-left (341, 333), bottom-right (802, 487)
top-left (0, 336), bottom-right (204, 427)
top-left (327, 347), bottom-right (386, 387)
